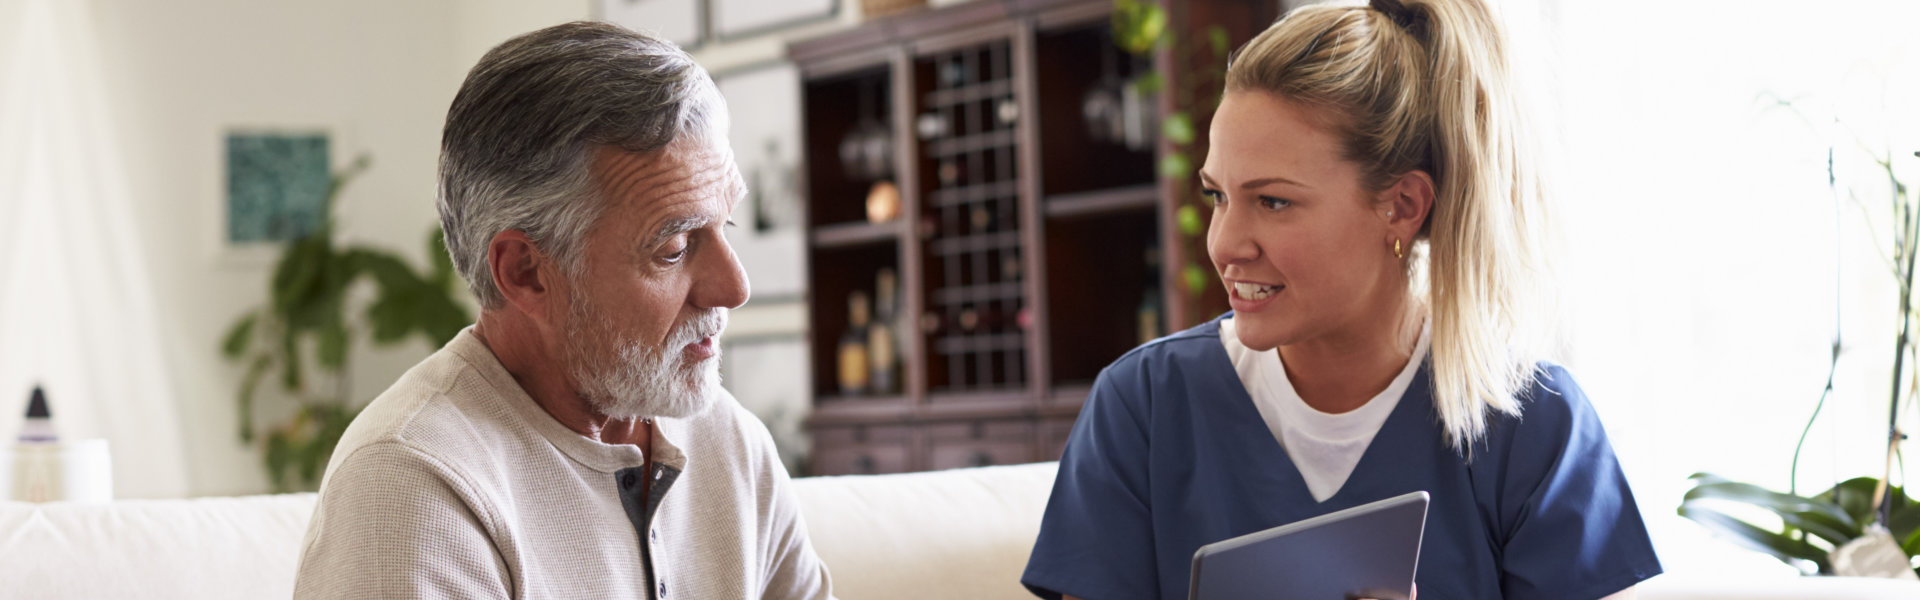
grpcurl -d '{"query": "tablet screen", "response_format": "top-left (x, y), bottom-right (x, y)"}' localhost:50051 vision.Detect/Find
top-left (1188, 491), bottom-right (1428, 600)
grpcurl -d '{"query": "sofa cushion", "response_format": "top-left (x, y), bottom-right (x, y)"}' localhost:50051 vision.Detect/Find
top-left (791, 461), bottom-right (1057, 600)
top-left (1, 494), bottom-right (319, 600)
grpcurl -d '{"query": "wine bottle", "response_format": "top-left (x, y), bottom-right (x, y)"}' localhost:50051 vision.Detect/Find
top-left (838, 292), bottom-right (872, 396)
top-left (869, 269), bottom-right (900, 395)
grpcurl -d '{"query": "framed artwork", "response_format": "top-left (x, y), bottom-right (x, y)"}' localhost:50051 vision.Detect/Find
top-left (712, 0), bottom-right (835, 40)
top-left (597, 0), bottom-right (705, 48)
top-left (716, 62), bottom-right (806, 300)
top-left (225, 131), bottom-right (330, 245)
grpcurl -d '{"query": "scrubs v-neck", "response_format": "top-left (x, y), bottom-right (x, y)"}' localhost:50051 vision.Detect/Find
top-left (1021, 314), bottom-right (1661, 600)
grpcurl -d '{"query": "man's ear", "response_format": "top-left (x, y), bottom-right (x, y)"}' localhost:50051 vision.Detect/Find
top-left (1382, 170), bottom-right (1435, 240)
top-left (487, 230), bottom-right (562, 325)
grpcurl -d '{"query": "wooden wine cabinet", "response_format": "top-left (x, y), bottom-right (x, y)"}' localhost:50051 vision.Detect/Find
top-left (791, 0), bottom-right (1274, 475)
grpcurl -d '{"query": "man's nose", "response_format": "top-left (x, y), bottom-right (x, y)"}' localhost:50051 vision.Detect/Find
top-left (693, 235), bottom-right (750, 310)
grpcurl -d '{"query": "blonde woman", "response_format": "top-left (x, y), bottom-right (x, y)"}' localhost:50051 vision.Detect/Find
top-left (1022, 1), bottom-right (1659, 598)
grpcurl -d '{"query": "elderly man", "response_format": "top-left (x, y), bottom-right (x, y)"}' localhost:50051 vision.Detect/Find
top-left (293, 22), bottom-right (834, 599)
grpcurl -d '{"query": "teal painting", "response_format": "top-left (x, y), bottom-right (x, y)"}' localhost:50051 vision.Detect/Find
top-left (227, 132), bottom-right (329, 243)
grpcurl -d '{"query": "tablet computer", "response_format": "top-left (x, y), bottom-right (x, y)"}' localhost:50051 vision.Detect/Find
top-left (1188, 491), bottom-right (1429, 600)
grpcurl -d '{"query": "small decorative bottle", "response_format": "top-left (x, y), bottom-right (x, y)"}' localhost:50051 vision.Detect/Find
top-left (838, 292), bottom-right (872, 396)
top-left (1138, 246), bottom-right (1163, 346)
top-left (869, 269), bottom-right (900, 395)
top-left (19, 386), bottom-right (55, 443)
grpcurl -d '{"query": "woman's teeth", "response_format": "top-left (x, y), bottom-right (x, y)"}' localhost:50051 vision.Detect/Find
top-left (1233, 282), bottom-right (1278, 300)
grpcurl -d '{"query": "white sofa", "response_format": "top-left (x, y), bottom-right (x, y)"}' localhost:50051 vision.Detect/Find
top-left (2, 461), bottom-right (1917, 599)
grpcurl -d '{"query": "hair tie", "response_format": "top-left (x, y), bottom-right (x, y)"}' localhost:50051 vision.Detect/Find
top-left (1369, 0), bottom-right (1428, 37)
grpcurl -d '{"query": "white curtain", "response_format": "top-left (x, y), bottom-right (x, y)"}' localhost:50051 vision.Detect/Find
top-left (0, 0), bottom-right (189, 498)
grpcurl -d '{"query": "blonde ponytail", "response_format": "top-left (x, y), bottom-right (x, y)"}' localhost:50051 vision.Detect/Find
top-left (1225, 0), bottom-right (1554, 451)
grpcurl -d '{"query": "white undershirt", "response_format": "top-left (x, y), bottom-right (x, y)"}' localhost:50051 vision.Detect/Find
top-left (1220, 317), bottom-right (1430, 502)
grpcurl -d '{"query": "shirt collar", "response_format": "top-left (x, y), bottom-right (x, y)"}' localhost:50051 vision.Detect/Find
top-left (445, 327), bottom-right (691, 475)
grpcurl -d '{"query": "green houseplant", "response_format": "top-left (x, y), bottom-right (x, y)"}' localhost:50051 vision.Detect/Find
top-left (1111, 0), bottom-right (1234, 325)
top-left (220, 155), bottom-right (472, 492)
top-left (1679, 112), bottom-right (1919, 575)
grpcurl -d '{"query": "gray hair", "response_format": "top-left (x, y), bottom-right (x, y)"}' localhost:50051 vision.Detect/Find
top-left (438, 21), bottom-right (725, 309)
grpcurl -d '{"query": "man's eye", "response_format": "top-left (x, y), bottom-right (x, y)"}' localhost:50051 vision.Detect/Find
top-left (660, 241), bottom-right (690, 264)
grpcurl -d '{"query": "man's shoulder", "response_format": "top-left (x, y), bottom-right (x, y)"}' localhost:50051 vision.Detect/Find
top-left (328, 344), bottom-right (526, 481)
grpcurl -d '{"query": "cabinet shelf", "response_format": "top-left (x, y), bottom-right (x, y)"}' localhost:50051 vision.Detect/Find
top-left (929, 231), bottom-right (1019, 256)
top-left (933, 332), bottom-right (1025, 354)
top-left (792, 0), bottom-right (1273, 476)
top-left (929, 181), bottom-right (1019, 207)
top-left (923, 79), bottom-right (1014, 108)
top-left (931, 282), bottom-right (1023, 306)
top-left (812, 220), bottom-right (904, 248)
top-left (1044, 183), bottom-right (1159, 219)
top-left (925, 130), bottom-right (1017, 158)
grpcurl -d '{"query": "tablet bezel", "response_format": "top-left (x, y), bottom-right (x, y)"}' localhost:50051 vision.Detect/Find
top-left (1187, 490), bottom-right (1430, 600)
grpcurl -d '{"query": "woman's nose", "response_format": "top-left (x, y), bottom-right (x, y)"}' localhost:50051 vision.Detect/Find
top-left (1206, 200), bottom-right (1259, 265)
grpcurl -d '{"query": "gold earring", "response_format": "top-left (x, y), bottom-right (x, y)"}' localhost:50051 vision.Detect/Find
top-left (1392, 238), bottom-right (1404, 259)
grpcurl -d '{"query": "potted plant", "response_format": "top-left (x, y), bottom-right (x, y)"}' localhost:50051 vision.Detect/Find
top-left (1679, 132), bottom-right (1920, 577)
top-left (220, 155), bottom-right (472, 492)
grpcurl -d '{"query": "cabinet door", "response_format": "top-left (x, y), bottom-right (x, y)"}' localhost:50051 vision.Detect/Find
top-left (926, 419), bottom-right (1035, 470)
top-left (811, 424), bottom-right (914, 475)
top-left (1040, 416), bottom-right (1076, 462)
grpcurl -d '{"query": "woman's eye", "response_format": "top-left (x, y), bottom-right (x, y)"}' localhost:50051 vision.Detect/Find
top-left (1258, 196), bottom-right (1292, 210)
top-left (1200, 188), bottom-right (1225, 206)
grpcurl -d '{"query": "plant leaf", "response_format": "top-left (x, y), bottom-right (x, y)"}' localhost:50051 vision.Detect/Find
top-left (1131, 70), bottom-right (1164, 96)
top-left (428, 227), bottom-right (457, 291)
top-left (367, 286), bottom-right (423, 344)
top-left (271, 234), bottom-right (329, 317)
top-left (1162, 112), bottom-right (1195, 146)
top-left (1159, 152), bottom-right (1192, 181)
top-left (237, 354), bottom-right (272, 443)
top-left (279, 328), bottom-right (303, 392)
top-left (221, 312), bottom-right (257, 360)
top-left (264, 429), bottom-right (291, 494)
top-left (1678, 502), bottom-right (1831, 573)
top-left (1683, 480), bottom-right (1859, 544)
top-left (316, 320), bottom-right (348, 370)
top-left (1815, 477), bottom-right (1886, 525)
top-left (1182, 264), bottom-right (1209, 297)
top-left (1177, 204), bottom-right (1203, 237)
top-left (1207, 26), bottom-right (1230, 58)
top-left (413, 290), bottom-right (474, 347)
top-left (1112, 0), bottom-right (1167, 55)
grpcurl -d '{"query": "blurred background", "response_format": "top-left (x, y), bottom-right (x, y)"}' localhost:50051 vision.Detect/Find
top-left (0, 0), bottom-right (1915, 574)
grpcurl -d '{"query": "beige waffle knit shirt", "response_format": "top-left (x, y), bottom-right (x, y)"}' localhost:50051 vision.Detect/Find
top-left (292, 328), bottom-right (835, 599)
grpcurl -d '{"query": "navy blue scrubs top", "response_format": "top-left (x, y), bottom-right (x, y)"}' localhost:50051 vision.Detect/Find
top-left (1022, 315), bottom-right (1661, 600)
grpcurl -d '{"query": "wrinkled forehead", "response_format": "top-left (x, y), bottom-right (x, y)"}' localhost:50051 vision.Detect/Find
top-left (588, 135), bottom-right (743, 227)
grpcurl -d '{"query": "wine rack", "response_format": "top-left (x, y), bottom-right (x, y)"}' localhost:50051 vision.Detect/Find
top-left (791, 0), bottom-right (1275, 475)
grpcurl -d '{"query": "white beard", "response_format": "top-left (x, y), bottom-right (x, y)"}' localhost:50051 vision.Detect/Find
top-left (563, 289), bottom-right (727, 421)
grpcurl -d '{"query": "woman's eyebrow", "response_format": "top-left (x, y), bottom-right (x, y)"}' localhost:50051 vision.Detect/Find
top-left (1197, 171), bottom-right (1311, 190)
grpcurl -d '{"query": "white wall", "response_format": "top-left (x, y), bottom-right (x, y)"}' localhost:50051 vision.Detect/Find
top-left (77, 0), bottom-right (947, 497)
top-left (88, 0), bottom-right (470, 496)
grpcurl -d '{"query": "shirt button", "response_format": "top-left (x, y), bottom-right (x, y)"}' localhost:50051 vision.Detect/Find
top-left (654, 468), bottom-right (663, 481)
top-left (657, 581), bottom-right (667, 597)
top-left (620, 472), bottom-right (637, 488)
top-left (650, 528), bottom-right (659, 542)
